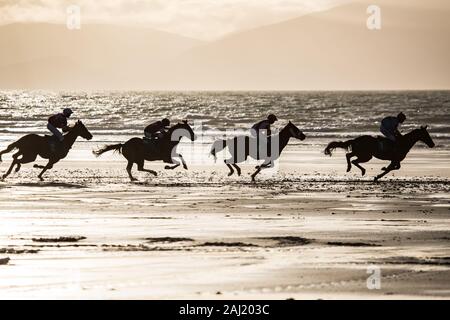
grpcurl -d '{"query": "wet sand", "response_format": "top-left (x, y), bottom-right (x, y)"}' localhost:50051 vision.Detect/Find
top-left (0, 148), bottom-right (449, 299)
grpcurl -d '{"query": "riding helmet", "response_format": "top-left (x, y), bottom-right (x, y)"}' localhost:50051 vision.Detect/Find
top-left (63, 108), bottom-right (73, 117)
top-left (162, 118), bottom-right (170, 126)
top-left (268, 114), bottom-right (278, 122)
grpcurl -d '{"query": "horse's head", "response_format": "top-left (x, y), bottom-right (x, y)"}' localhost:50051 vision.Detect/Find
top-left (418, 125), bottom-right (435, 148)
top-left (73, 120), bottom-right (93, 140)
top-left (170, 120), bottom-right (196, 142)
top-left (286, 121), bottom-right (306, 140)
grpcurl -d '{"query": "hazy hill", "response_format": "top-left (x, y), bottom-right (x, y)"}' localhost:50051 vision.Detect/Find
top-left (0, 23), bottom-right (202, 90)
top-left (169, 0), bottom-right (450, 90)
top-left (1, 0), bottom-right (449, 90)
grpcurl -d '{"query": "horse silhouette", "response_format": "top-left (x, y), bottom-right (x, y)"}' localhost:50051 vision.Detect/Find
top-left (0, 120), bottom-right (93, 181)
top-left (210, 121), bottom-right (306, 181)
top-left (324, 126), bottom-right (435, 181)
top-left (93, 121), bottom-right (196, 181)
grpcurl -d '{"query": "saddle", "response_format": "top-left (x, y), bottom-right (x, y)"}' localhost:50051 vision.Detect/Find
top-left (44, 135), bottom-right (63, 144)
top-left (376, 136), bottom-right (396, 154)
top-left (142, 137), bottom-right (161, 154)
top-left (43, 135), bottom-right (65, 154)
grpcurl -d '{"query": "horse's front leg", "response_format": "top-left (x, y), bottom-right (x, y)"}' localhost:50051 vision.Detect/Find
top-left (251, 160), bottom-right (273, 182)
top-left (178, 153), bottom-right (188, 170)
top-left (37, 160), bottom-right (56, 181)
top-left (164, 157), bottom-right (180, 170)
top-left (374, 161), bottom-right (400, 182)
top-left (381, 160), bottom-right (401, 171)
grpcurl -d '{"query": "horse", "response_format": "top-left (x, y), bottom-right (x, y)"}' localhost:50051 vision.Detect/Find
top-left (93, 121), bottom-right (196, 181)
top-left (324, 126), bottom-right (435, 181)
top-left (0, 120), bottom-right (93, 181)
top-left (210, 121), bottom-right (306, 181)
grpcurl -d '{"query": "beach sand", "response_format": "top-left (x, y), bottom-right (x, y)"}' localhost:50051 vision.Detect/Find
top-left (0, 146), bottom-right (449, 299)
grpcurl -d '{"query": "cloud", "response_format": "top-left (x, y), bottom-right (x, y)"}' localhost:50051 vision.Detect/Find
top-left (0, 0), bottom-right (344, 40)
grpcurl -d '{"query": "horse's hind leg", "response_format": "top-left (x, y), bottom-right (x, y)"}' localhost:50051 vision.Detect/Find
top-left (0, 143), bottom-right (17, 162)
top-left (225, 162), bottom-right (234, 176)
top-left (1, 152), bottom-right (22, 180)
top-left (352, 155), bottom-right (372, 176)
top-left (126, 161), bottom-right (137, 182)
top-left (346, 152), bottom-right (354, 172)
top-left (15, 153), bottom-right (38, 173)
top-left (2, 159), bottom-right (18, 180)
top-left (232, 164), bottom-right (241, 176)
top-left (137, 160), bottom-right (157, 177)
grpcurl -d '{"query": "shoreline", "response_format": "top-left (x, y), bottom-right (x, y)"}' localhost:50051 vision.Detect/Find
top-left (0, 153), bottom-right (449, 299)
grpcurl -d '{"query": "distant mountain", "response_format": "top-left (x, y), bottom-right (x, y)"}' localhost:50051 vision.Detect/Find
top-left (0, 23), bottom-right (202, 90)
top-left (1, 0), bottom-right (449, 90)
top-left (169, 0), bottom-right (450, 90)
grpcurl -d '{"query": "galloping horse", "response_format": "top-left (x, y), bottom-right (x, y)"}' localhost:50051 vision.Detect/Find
top-left (93, 121), bottom-right (196, 181)
top-left (324, 126), bottom-right (435, 181)
top-left (210, 121), bottom-right (306, 181)
top-left (0, 120), bottom-right (93, 181)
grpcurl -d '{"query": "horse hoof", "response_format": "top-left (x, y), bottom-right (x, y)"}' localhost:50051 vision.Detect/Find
top-left (237, 171), bottom-right (241, 176)
top-left (183, 165), bottom-right (188, 170)
top-left (346, 167), bottom-right (351, 172)
top-left (361, 170), bottom-right (366, 176)
top-left (151, 171), bottom-right (157, 176)
top-left (374, 177), bottom-right (379, 182)
top-left (227, 172), bottom-right (233, 177)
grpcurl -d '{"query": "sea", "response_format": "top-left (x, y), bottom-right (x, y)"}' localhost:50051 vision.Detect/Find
top-left (1, 91), bottom-right (449, 161)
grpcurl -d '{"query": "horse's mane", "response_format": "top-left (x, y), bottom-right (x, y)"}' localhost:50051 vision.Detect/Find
top-left (402, 127), bottom-right (424, 139)
top-left (168, 122), bottom-right (185, 132)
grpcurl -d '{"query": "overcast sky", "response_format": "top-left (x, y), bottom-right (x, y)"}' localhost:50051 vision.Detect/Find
top-left (0, 0), bottom-right (345, 40)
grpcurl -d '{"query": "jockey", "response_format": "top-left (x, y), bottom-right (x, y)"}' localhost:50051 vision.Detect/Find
top-left (47, 108), bottom-right (73, 142)
top-left (380, 112), bottom-right (406, 142)
top-left (144, 118), bottom-right (170, 140)
top-left (250, 114), bottom-right (278, 137)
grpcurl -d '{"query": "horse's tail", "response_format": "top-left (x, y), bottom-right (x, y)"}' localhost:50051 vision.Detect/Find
top-left (324, 140), bottom-right (353, 156)
top-left (93, 143), bottom-right (124, 157)
top-left (210, 139), bottom-right (227, 162)
top-left (0, 141), bottom-right (19, 162)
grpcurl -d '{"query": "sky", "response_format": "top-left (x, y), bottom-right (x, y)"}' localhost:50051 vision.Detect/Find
top-left (0, 0), bottom-right (344, 40)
